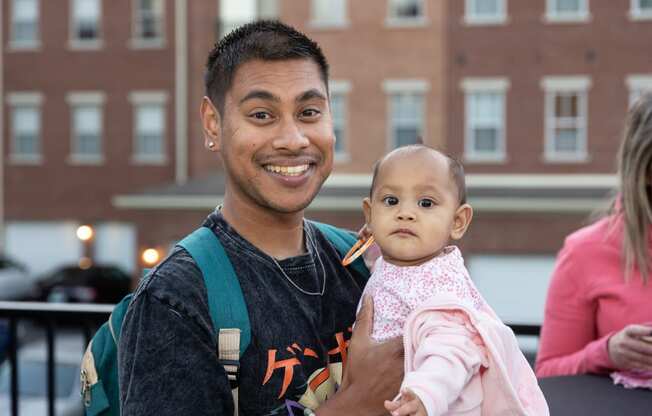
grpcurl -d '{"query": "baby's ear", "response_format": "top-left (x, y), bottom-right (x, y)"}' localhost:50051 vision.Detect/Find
top-left (362, 197), bottom-right (372, 232)
top-left (450, 203), bottom-right (473, 240)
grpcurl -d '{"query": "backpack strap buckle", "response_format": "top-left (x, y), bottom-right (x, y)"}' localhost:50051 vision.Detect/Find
top-left (219, 358), bottom-right (240, 389)
top-left (218, 328), bottom-right (242, 389)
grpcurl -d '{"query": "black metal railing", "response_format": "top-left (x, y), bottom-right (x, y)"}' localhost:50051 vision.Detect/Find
top-left (0, 301), bottom-right (112, 416)
top-left (0, 301), bottom-right (542, 416)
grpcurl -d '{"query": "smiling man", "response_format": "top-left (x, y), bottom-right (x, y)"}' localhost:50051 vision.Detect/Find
top-left (118, 21), bottom-right (402, 416)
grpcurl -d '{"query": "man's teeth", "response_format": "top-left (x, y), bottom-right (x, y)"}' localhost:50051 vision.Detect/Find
top-left (265, 164), bottom-right (309, 176)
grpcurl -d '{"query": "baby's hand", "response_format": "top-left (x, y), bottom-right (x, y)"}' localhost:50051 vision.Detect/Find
top-left (384, 389), bottom-right (427, 416)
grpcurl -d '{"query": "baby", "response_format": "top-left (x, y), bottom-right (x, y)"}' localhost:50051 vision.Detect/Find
top-left (358, 145), bottom-right (548, 416)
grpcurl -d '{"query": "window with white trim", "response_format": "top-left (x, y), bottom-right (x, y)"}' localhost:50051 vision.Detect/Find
top-left (219, 0), bottom-right (277, 38)
top-left (631, 0), bottom-right (652, 19)
top-left (383, 80), bottom-right (428, 149)
top-left (130, 92), bottom-right (167, 163)
top-left (387, 0), bottom-right (425, 25)
top-left (10, 0), bottom-right (39, 48)
top-left (68, 93), bottom-right (104, 163)
top-left (542, 76), bottom-right (591, 162)
top-left (626, 75), bottom-right (652, 107)
top-left (462, 78), bottom-right (509, 162)
top-left (71, 0), bottom-right (101, 45)
top-left (133, 0), bottom-right (165, 45)
top-left (329, 82), bottom-right (350, 158)
top-left (311, 0), bottom-right (347, 27)
top-left (8, 93), bottom-right (42, 162)
top-left (465, 0), bottom-right (506, 25)
top-left (545, 0), bottom-right (589, 22)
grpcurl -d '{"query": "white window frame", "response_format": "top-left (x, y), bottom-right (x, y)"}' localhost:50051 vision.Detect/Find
top-left (69, 0), bottom-right (103, 50)
top-left (386, 0), bottom-right (428, 28)
top-left (464, 0), bottom-right (508, 26)
top-left (544, 0), bottom-right (590, 23)
top-left (9, 0), bottom-right (40, 50)
top-left (329, 80), bottom-right (352, 162)
top-left (218, 0), bottom-right (278, 38)
top-left (626, 74), bottom-right (652, 107)
top-left (310, 0), bottom-right (348, 29)
top-left (129, 91), bottom-right (168, 165)
top-left (541, 76), bottom-right (591, 163)
top-left (130, 0), bottom-right (166, 48)
top-left (382, 79), bottom-right (429, 150)
top-left (66, 92), bottom-right (105, 165)
top-left (630, 0), bottom-right (652, 20)
top-left (7, 92), bottom-right (43, 164)
top-left (461, 78), bottom-right (510, 163)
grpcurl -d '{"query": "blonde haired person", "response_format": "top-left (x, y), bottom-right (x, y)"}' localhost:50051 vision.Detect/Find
top-left (536, 94), bottom-right (652, 383)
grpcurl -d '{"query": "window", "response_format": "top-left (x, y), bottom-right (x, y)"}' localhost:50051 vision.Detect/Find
top-left (219, 0), bottom-right (277, 38)
top-left (130, 92), bottom-right (168, 164)
top-left (626, 75), bottom-right (652, 107)
top-left (383, 80), bottom-right (429, 149)
top-left (461, 78), bottom-right (509, 162)
top-left (132, 0), bottom-right (165, 46)
top-left (311, 0), bottom-right (347, 27)
top-left (545, 0), bottom-right (589, 22)
top-left (7, 93), bottom-right (43, 163)
top-left (329, 81), bottom-right (351, 160)
top-left (387, 0), bottom-right (426, 26)
top-left (541, 76), bottom-right (591, 162)
top-left (464, 0), bottom-right (507, 25)
top-left (71, 0), bottom-right (101, 47)
top-left (67, 92), bottom-right (105, 164)
top-left (10, 0), bottom-right (39, 48)
top-left (630, 0), bottom-right (652, 20)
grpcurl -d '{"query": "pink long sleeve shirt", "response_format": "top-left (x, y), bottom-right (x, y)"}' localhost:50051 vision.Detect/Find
top-left (362, 247), bottom-right (548, 415)
top-left (535, 216), bottom-right (652, 377)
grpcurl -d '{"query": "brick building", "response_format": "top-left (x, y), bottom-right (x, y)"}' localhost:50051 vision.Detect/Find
top-left (3, 0), bottom-right (652, 322)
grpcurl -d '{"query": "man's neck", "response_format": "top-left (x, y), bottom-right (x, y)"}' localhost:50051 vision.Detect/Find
top-left (221, 196), bottom-right (305, 260)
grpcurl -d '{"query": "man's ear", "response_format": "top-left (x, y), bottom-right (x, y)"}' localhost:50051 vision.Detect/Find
top-left (450, 203), bottom-right (473, 240)
top-left (200, 96), bottom-right (221, 152)
top-left (362, 197), bottom-right (372, 233)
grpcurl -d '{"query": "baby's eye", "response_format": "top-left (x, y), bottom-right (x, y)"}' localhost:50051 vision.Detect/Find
top-left (418, 199), bottom-right (435, 208)
top-left (382, 196), bottom-right (399, 206)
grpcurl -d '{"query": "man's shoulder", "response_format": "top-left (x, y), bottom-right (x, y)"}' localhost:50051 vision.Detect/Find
top-left (133, 246), bottom-right (205, 307)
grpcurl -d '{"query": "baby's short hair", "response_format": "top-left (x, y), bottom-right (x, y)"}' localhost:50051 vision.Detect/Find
top-left (369, 144), bottom-right (467, 205)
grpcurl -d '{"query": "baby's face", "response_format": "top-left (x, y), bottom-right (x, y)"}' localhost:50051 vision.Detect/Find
top-left (364, 150), bottom-right (463, 267)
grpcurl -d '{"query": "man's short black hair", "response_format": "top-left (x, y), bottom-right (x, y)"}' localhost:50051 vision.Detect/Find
top-left (205, 20), bottom-right (329, 114)
top-left (369, 144), bottom-right (467, 205)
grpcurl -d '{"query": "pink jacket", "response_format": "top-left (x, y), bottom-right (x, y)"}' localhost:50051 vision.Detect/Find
top-left (535, 216), bottom-right (652, 377)
top-left (401, 293), bottom-right (549, 416)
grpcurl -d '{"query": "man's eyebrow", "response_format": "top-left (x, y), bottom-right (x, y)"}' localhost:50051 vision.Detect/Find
top-left (296, 89), bottom-right (327, 103)
top-left (239, 90), bottom-right (281, 105)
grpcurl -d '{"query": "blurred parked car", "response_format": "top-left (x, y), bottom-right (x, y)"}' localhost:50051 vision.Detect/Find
top-left (0, 334), bottom-right (84, 416)
top-left (0, 256), bottom-right (34, 301)
top-left (35, 265), bottom-right (132, 304)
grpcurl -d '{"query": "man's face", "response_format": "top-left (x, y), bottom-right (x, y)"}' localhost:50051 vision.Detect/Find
top-left (210, 59), bottom-right (334, 214)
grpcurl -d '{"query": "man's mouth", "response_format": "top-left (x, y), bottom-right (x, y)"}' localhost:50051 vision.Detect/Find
top-left (263, 164), bottom-right (310, 177)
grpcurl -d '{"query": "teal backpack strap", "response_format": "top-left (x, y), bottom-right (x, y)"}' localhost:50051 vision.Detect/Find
top-left (311, 221), bottom-right (370, 279)
top-left (178, 227), bottom-right (251, 356)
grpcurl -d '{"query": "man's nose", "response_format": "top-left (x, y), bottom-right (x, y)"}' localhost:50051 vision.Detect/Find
top-left (272, 118), bottom-right (310, 152)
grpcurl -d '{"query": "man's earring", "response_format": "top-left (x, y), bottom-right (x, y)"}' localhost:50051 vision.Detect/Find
top-left (207, 141), bottom-right (215, 149)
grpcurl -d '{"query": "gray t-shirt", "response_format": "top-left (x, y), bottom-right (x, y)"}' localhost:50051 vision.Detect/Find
top-left (118, 211), bottom-right (367, 415)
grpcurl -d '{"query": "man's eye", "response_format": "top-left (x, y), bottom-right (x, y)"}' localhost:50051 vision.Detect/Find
top-left (251, 112), bottom-right (271, 120)
top-left (382, 196), bottom-right (399, 206)
top-left (418, 199), bottom-right (434, 208)
top-left (301, 109), bottom-right (321, 118)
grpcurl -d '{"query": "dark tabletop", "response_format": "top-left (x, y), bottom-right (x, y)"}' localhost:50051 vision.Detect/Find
top-left (539, 374), bottom-right (651, 415)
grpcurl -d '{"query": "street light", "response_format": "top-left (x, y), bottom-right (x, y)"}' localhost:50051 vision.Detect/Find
top-left (76, 225), bottom-right (94, 241)
top-left (142, 248), bottom-right (160, 266)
